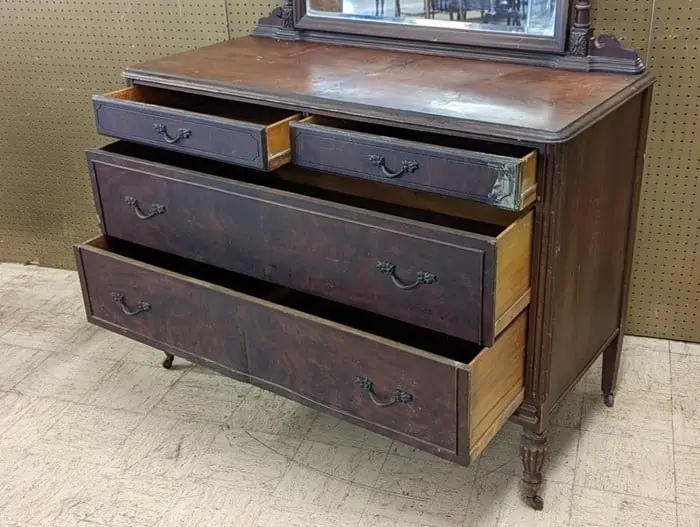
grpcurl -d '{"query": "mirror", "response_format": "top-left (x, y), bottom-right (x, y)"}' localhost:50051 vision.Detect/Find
top-left (307, 0), bottom-right (559, 38)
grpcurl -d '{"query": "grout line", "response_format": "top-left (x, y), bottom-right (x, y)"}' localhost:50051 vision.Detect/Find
top-left (581, 428), bottom-right (673, 446)
top-left (669, 341), bottom-right (680, 527)
top-left (357, 439), bottom-right (392, 520)
top-left (3, 347), bottom-right (57, 392)
top-left (570, 483), bottom-right (679, 505)
top-left (567, 421), bottom-right (582, 527)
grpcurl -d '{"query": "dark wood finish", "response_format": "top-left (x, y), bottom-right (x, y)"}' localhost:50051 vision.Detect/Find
top-left (124, 37), bottom-right (654, 143)
top-left (254, 0), bottom-right (644, 74)
top-left (291, 116), bottom-right (537, 211)
top-left (74, 236), bottom-right (248, 374)
top-left (87, 142), bottom-right (533, 346)
top-left (601, 86), bottom-right (654, 407)
top-left (93, 85), bottom-right (300, 170)
top-left (531, 92), bottom-right (650, 426)
top-left (75, 35), bottom-right (656, 512)
top-left (567, 0), bottom-right (592, 56)
top-left (73, 235), bottom-right (527, 463)
top-left (519, 430), bottom-right (547, 510)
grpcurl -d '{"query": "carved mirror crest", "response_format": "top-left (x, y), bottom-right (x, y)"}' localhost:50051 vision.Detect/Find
top-left (255, 0), bottom-right (644, 74)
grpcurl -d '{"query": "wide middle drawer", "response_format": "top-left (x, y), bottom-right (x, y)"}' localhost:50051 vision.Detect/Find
top-left (88, 142), bottom-right (533, 346)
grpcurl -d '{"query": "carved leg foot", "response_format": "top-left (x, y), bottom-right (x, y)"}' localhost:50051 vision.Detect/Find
top-left (520, 429), bottom-right (547, 511)
top-left (602, 335), bottom-right (621, 408)
top-left (162, 353), bottom-right (174, 369)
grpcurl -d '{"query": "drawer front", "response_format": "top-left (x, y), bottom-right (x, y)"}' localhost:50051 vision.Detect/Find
top-left (74, 236), bottom-right (526, 462)
top-left (74, 240), bottom-right (247, 373)
top-left (291, 119), bottom-right (537, 211)
top-left (88, 147), bottom-right (503, 345)
top-left (93, 87), bottom-right (300, 170)
top-left (94, 98), bottom-right (265, 168)
top-left (246, 303), bottom-right (459, 451)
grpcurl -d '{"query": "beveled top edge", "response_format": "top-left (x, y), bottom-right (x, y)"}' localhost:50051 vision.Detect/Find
top-left (123, 37), bottom-right (655, 144)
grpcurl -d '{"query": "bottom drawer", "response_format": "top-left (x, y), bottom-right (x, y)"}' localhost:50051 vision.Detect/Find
top-left (74, 236), bottom-right (526, 464)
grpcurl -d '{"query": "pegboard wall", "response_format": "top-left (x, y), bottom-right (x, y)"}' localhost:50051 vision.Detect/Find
top-left (0, 1), bottom-right (698, 341)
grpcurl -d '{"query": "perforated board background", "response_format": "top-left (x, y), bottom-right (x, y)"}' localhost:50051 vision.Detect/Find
top-left (0, 1), bottom-right (697, 341)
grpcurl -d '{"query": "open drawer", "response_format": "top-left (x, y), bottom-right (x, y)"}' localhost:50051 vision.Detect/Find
top-left (74, 235), bottom-right (527, 464)
top-left (291, 116), bottom-right (538, 211)
top-left (87, 142), bottom-right (533, 346)
top-left (93, 85), bottom-right (301, 170)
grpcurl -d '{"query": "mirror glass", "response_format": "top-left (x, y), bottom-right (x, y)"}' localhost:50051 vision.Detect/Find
top-left (306, 0), bottom-right (559, 37)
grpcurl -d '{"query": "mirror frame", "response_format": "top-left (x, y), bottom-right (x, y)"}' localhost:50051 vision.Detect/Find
top-left (294, 0), bottom-right (570, 52)
top-left (254, 0), bottom-right (646, 75)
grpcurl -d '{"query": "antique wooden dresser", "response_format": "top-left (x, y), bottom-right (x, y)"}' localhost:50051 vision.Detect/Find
top-left (74, 0), bottom-right (654, 511)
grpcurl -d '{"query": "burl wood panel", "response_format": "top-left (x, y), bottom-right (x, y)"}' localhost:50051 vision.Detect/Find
top-left (87, 145), bottom-right (511, 345)
top-left (291, 117), bottom-right (537, 211)
top-left (539, 91), bottom-right (648, 417)
top-left (124, 36), bottom-right (653, 142)
top-left (74, 237), bottom-right (248, 374)
top-left (93, 86), bottom-right (300, 170)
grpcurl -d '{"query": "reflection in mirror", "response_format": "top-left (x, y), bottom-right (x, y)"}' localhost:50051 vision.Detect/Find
top-left (307, 0), bottom-right (558, 37)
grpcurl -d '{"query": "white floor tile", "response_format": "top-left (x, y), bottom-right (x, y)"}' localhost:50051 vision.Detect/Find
top-left (0, 265), bottom-right (698, 527)
top-left (575, 431), bottom-right (675, 501)
top-left (570, 487), bottom-right (676, 527)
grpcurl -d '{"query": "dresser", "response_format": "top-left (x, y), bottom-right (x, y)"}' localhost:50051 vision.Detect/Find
top-left (74, 0), bottom-right (654, 511)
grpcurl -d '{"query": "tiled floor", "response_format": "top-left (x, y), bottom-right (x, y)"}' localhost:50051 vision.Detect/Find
top-left (0, 262), bottom-right (698, 526)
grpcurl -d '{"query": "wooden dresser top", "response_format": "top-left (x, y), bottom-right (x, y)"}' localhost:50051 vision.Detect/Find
top-left (124, 36), bottom-right (653, 143)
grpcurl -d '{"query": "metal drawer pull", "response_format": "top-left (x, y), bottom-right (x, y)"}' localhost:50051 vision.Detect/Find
top-left (368, 154), bottom-right (419, 179)
top-left (122, 196), bottom-right (166, 220)
top-left (376, 260), bottom-right (437, 290)
top-left (110, 292), bottom-right (151, 316)
top-left (153, 123), bottom-right (192, 144)
top-left (354, 376), bottom-right (413, 407)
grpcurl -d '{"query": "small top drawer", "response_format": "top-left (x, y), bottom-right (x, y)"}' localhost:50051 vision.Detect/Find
top-left (93, 86), bottom-right (301, 170)
top-left (291, 116), bottom-right (537, 211)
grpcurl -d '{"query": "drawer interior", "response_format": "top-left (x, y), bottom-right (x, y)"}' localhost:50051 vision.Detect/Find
top-left (100, 141), bottom-right (508, 237)
top-left (90, 235), bottom-right (485, 365)
top-left (103, 85), bottom-right (298, 126)
top-left (299, 115), bottom-right (536, 160)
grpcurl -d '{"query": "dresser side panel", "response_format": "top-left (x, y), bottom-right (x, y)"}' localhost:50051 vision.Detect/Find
top-left (542, 92), bottom-right (647, 416)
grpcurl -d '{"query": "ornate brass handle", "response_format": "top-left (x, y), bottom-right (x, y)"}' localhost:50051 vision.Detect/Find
top-left (153, 123), bottom-right (192, 144)
top-left (110, 292), bottom-right (151, 316)
top-left (376, 261), bottom-right (437, 290)
top-left (368, 154), bottom-right (419, 179)
top-left (354, 376), bottom-right (413, 407)
top-left (121, 196), bottom-right (166, 220)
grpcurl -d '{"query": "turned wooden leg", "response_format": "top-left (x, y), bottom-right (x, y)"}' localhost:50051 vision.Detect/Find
top-left (162, 352), bottom-right (175, 369)
top-left (520, 429), bottom-right (547, 511)
top-left (601, 335), bottom-right (621, 407)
